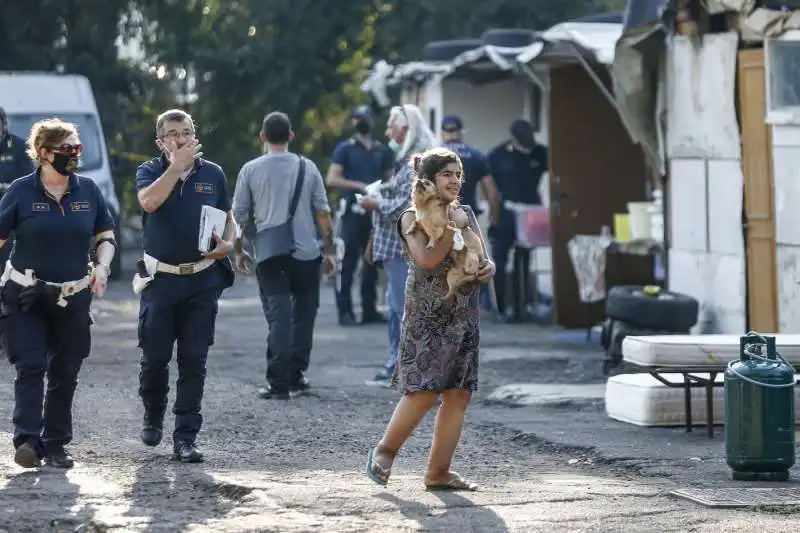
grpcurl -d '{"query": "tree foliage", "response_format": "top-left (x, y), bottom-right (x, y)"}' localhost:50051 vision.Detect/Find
top-left (1, 0), bottom-right (614, 213)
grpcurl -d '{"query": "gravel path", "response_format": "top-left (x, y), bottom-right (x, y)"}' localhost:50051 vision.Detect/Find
top-left (0, 275), bottom-right (795, 532)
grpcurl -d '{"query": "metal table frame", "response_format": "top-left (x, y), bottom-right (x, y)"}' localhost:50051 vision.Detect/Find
top-left (634, 366), bottom-right (725, 439)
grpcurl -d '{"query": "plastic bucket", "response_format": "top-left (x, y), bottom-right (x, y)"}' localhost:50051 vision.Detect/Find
top-left (515, 205), bottom-right (550, 247)
top-left (627, 202), bottom-right (652, 241)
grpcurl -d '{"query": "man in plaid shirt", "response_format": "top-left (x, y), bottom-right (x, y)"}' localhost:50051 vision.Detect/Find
top-left (358, 104), bottom-right (437, 386)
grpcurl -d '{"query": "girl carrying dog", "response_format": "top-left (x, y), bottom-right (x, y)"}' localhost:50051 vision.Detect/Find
top-left (366, 146), bottom-right (495, 491)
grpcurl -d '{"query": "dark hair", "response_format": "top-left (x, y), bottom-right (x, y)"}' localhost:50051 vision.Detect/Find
top-left (410, 147), bottom-right (463, 203)
top-left (262, 111), bottom-right (292, 144)
top-left (411, 147), bottom-right (462, 181)
top-left (156, 109), bottom-right (194, 137)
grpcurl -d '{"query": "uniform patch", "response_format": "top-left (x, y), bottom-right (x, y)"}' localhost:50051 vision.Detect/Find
top-left (71, 201), bottom-right (91, 212)
top-left (195, 183), bottom-right (214, 194)
top-left (32, 202), bottom-right (50, 212)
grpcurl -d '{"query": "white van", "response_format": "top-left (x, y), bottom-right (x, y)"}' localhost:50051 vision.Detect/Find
top-left (0, 72), bottom-right (123, 278)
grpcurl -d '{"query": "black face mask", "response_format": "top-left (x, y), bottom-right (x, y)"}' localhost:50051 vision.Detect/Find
top-left (354, 121), bottom-right (372, 135)
top-left (51, 152), bottom-right (79, 175)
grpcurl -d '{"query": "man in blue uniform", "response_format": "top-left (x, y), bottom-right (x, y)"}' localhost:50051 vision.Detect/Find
top-left (487, 119), bottom-right (548, 321)
top-left (326, 105), bottom-right (394, 326)
top-left (440, 115), bottom-right (500, 311)
top-left (135, 109), bottom-right (236, 463)
top-left (0, 107), bottom-right (35, 266)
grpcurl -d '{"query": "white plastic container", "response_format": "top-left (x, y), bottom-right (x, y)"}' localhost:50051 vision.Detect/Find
top-left (627, 202), bottom-right (652, 240)
top-left (648, 189), bottom-right (664, 242)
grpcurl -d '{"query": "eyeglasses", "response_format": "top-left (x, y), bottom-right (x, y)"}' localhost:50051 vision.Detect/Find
top-left (52, 143), bottom-right (82, 155)
top-left (161, 130), bottom-right (195, 141)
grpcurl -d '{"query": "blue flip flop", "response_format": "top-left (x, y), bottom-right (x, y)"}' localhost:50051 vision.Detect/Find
top-left (366, 448), bottom-right (391, 486)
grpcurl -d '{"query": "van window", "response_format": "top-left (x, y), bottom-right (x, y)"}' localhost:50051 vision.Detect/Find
top-left (5, 113), bottom-right (104, 171)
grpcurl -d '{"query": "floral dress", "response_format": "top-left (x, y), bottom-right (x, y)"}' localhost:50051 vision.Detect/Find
top-left (392, 205), bottom-right (482, 393)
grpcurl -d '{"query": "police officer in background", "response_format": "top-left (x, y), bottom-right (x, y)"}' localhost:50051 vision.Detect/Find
top-left (0, 118), bottom-right (116, 469)
top-left (326, 105), bottom-right (394, 326)
top-left (439, 115), bottom-right (501, 311)
top-left (134, 109), bottom-right (235, 463)
top-left (487, 118), bottom-right (548, 322)
top-left (0, 107), bottom-right (35, 266)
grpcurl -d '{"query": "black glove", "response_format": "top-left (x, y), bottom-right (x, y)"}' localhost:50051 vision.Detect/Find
top-left (19, 281), bottom-right (61, 312)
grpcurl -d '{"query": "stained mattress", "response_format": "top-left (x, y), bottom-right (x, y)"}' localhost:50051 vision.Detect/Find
top-left (622, 334), bottom-right (800, 368)
top-left (606, 372), bottom-right (800, 427)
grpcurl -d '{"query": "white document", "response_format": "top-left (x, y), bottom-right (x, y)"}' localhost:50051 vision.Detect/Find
top-left (198, 205), bottom-right (228, 253)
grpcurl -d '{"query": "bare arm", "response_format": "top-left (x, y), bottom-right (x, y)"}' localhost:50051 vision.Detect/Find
top-left (326, 163), bottom-right (366, 192)
top-left (315, 210), bottom-right (333, 255)
top-left (479, 175), bottom-right (501, 224)
top-left (399, 211), bottom-right (456, 270)
top-left (94, 230), bottom-right (116, 268)
top-left (137, 165), bottom-right (182, 213)
top-left (222, 211), bottom-right (236, 242)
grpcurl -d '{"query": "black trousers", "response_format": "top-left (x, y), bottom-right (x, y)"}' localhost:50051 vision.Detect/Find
top-left (137, 266), bottom-right (222, 447)
top-left (491, 229), bottom-right (531, 317)
top-left (1, 283), bottom-right (91, 456)
top-left (257, 256), bottom-right (321, 393)
top-left (336, 211), bottom-right (377, 317)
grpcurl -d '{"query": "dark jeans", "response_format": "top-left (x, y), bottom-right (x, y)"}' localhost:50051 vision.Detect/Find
top-left (336, 211), bottom-right (377, 316)
top-left (257, 256), bottom-right (321, 393)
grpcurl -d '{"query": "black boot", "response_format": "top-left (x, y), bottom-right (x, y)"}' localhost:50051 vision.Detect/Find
top-left (141, 408), bottom-right (165, 447)
top-left (173, 441), bottom-right (204, 463)
top-left (44, 446), bottom-right (74, 469)
top-left (14, 441), bottom-right (41, 469)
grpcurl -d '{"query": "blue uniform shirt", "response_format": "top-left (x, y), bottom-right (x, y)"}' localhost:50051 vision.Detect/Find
top-left (136, 155), bottom-right (230, 265)
top-left (331, 137), bottom-right (394, 204)
top-left (442, 141), bottom-right (489, 213)
top-left (0, 169), bottom-right (115, 282)
top-left (487, 142), bottom-right (548, 230)
top-left (0, 133), bottom-right (35, 185)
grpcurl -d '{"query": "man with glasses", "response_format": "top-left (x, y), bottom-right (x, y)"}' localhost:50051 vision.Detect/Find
top-left (0, 107), bottom-right (35, 266)
top-left (133, 109), bottom-right (236, 463)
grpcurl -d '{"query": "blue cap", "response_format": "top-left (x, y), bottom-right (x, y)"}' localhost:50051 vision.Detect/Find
top-left (441, 115), bottom-right (463, 131)
top-left (351, 105), bottom-right (373, 120)
top-left (510, 118), bottom-right (535, 149)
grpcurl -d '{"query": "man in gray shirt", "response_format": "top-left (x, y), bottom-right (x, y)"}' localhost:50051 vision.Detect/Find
top-left (232, 112), bottom-right (333, 400)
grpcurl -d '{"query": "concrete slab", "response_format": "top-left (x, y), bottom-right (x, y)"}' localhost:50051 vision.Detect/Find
top-left (485, 383), bottom-right (607, 407)
top-left (481, 347), bottom-right (571, 363)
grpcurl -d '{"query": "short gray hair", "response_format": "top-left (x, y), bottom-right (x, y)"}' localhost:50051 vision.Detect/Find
top-left (156, 109), bottom-right (194, 137)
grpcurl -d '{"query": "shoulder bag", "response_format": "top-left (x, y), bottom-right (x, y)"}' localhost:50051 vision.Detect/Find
top-left (253, 155), bottom-right (306, 264)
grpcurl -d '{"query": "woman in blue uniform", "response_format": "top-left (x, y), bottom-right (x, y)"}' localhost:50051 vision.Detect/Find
top-left (0, 118), bottom-right (116, 469)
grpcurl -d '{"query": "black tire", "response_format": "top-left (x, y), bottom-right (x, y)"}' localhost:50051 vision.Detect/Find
top-left (605, 285), bottom-right (699, 332)
top-left (421, 39), bottom-right (484, 62)
top-left (481, 28), bottom-right (537, 48)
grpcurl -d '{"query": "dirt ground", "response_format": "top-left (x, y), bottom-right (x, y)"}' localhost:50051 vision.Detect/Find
top-left (0, 273), bottom-right (797, 532)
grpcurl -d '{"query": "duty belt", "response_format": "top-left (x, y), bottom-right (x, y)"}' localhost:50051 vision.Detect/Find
top-left (0, 261), bottom-right (92, 307)
top-left (143, 254), bottom-right (215, 276)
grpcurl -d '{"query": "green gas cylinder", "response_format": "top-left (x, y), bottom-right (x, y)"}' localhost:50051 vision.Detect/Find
top-left (725, 333), bottom-right (796, 481)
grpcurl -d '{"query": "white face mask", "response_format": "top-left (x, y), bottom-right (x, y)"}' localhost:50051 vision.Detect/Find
top-left (388, 139), bottom-right (401, 152)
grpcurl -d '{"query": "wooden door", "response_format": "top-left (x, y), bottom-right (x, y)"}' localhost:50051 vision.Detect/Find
top-left (548, 64), bottom-right (649, 328)
top-left (738, 49), bottom-right (778, 332)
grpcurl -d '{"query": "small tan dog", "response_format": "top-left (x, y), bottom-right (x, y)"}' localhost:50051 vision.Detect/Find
top-left (406, 178), bottom-right (450, 249)
top-left (406, 178), bottom-right (487, 298)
